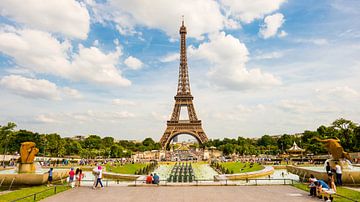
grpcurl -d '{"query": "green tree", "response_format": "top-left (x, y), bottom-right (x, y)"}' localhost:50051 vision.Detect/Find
top-left (277, 134), bottom-right (293, 152)
top-left (0, 122), bottom-right (17, 154)
top-left (257, 135), bottom-right (276, 147)
top-left (102, 137), bottom-right (114, 148)
top-left (46, 133), bottom-right (65, 157)
top-left (331, 118), bottom-right (357, 149)
top-left (83, 135), bottom-right (102, 150)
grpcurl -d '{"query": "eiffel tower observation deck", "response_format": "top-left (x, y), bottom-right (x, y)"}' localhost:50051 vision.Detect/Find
top-left (160, 19), bottom-right (208, 149)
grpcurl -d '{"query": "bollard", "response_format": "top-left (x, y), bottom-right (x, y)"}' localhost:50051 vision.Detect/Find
top-left (34, 193), bottom-right (36, 201)
top-left (54, 186), bottom-right (57, 194)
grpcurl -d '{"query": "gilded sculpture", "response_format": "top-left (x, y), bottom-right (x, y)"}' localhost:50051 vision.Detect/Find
top-left (315, 137), bottom-right (351, 160)
top-left (19, 142), bottom-right (39, 164)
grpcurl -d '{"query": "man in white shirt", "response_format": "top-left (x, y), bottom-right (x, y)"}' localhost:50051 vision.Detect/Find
top-left (335, 162), bottom-right (342, 186)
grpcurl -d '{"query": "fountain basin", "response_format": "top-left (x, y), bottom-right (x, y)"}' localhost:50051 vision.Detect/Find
top-left (286, 165), bottom-right (360, 185)
top-left (0, 169), bottom-right (69, 185)
top-left (215, 166), bottom-right (274, 180)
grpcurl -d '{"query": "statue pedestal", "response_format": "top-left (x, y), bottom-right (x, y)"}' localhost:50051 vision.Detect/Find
top-left (18, 163), bottom-right (36, 173)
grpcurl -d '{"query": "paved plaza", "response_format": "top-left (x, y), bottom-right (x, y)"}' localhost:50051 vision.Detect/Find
top-left (43, 185), bottom-right (317, 202)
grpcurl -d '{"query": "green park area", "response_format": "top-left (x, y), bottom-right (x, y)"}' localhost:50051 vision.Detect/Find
top-left (105, 163), bottom-right (149, 174)
top-left (218, 162), bottom-right (264, 174)
top-left (293, 183), bottom-right (360, 202)
top-left (0, 185), bottom-right (69, 202)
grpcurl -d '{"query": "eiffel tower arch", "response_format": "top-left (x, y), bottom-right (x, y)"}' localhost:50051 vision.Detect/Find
top-left (160, 20), bottom-right (208, 149)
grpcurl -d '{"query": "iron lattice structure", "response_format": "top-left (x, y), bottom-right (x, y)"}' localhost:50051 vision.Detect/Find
top-left (160, 20), bottom-right (208, 149)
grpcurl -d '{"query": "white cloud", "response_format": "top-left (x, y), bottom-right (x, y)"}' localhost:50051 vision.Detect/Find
top-left (278, 99), bottom-right (313, 113)
top-left (316, 86), bottom-right (359, 100)
top-left (89, 0), bottom-right (228, 39)
top-left (236, 104), bottom-right (265, 113)
top-left (0, 27), bottom-right (131, 87)
top-left (0, 0), bottom-right (90, 39)
top-left (189, 32), bottom-right (281, 90)
top-left (259, 13), bottom-right (285, 39)
top-left (35, 114), bottom-right (58, 123)
top-left (220, 0), bottom-right (287, 23)
top-left (253, 51), bottom-right (284, 60)
top-left (160, 53), bottom-right (179, 63)
top-left (0, 75), bottom-right (80, 100)
top-left (35, 110), bottom-right (135, 124)
top-left (294, 38), bottom-right (329, 45)
top-left (112, 99), bottom-right (136, 106)
top-left (124, 56), bottom-right (143, 70)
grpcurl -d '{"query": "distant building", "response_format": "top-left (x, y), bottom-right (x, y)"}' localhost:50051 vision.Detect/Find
top-left (72, 135), bottom-right (86, 141)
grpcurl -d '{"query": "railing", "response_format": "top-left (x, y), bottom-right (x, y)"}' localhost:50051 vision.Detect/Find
top-left (133, 178), bottom-right (299, 186)
top-left (11, 185), bottom-right (64, 202)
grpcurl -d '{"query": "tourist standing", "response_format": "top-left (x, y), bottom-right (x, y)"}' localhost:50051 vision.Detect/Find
top-left (335, 162), bottom-right (342, 186)
top-left (325, 162), bottom-right (331, 174)
top-left (76, 169), bottom-right (84, 187)
top-left (47, 168), bottom-right (53, 187)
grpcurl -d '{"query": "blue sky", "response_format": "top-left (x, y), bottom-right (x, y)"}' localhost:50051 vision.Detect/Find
top-left (0, 0), bottom-right (359, 140)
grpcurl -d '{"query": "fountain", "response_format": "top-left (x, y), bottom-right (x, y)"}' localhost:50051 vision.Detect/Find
top-left (287, 138), bottom-right (360, 185)
top-left (0, 142), bottom-right (68, 186)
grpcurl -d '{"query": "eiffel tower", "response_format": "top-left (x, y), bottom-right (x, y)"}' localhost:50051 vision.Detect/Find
top-left (160, 20), bottom-right (208, 149)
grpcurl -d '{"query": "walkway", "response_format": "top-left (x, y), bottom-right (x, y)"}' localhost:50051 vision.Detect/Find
top-left (43, 186), bottom-right (317, 202)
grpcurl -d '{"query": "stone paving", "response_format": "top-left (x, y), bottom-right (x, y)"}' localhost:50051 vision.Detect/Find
top-left (43, 185), bottom-right (318, 202)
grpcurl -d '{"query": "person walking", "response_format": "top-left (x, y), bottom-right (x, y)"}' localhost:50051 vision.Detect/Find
top-left (92, 166), bottom-right (99, 189)
top-left (94, 166), bottom-right (104, 189)
top-left (335, 162), bottom-right (342, 186)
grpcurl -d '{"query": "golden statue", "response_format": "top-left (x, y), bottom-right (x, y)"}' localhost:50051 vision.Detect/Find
top-left (19, 142), bottom-right (39, 164)
top-left (315, 137), bottom-right (351, 160)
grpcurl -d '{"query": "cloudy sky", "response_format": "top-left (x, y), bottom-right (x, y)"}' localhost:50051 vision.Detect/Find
top-left (0, 0), bottom-right (359, 141)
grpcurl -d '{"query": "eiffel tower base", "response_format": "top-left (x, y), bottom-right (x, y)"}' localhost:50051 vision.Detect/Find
top-left (160, 121), bottom-right (208, 149)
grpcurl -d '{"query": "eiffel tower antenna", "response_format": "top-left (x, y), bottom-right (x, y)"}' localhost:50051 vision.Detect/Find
top-left (160, 19), bottom-right (208, 149)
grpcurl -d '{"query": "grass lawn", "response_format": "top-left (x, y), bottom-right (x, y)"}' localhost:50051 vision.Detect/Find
top-left (293, 183), bottom-right (360, 202)
top-left (0, 185), bottom-right (69, 202)
top-left (220, 162), bottom-right (264, 173)
top-left (106, 163), bottom-right (148, 174)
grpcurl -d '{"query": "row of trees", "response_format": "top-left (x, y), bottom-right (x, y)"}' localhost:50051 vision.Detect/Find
top-left (1, 118), bottom-right (359, 158)
top-left (0, 123), bottom-right (161, 158)
top-left (204, 118), bottom-right (360, 155)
